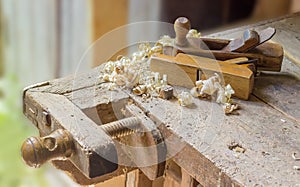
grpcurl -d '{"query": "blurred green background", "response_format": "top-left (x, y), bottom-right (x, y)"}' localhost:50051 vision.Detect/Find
top-left (0, 1), bottom-right (89, 186)
top-left (0, 75), bottom-right (48, 187)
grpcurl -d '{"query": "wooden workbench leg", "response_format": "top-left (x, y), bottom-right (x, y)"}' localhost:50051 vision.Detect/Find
top-left (163, 160), bottom-right (181, 187)
top-left (181, 169), bottom-right (199, 187)
top-left (163, 160), bottom-right (201, 187)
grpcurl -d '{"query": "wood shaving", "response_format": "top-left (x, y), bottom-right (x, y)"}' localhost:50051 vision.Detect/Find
top-left (191, 73), bottom-right (239, 114)
top-left (157, 35), bottom-right (174, 47)
top-left (292, 153), bottom-right (300, 161)
top-left (99, 39), bottom-right (238, 113)
top-left (186, 29), bottom-right (201, 38)
top-left (234, 146), bottom-right (246, 153)
top-left (190, 87), bottom-right (200, 97)
top-left (223, 103), bottom-right (239, 115)
top-left (293, 166), bottom-right (300, 170)
top-left (196, 73), bottom-right (220, 96)
top-left (216, 84), bottom-right (235, 104)
top-left (262, 151), bottom-right (270, 156)
top-left (99, 42), bottom-right (171, 100)
top-left (228, 142), bottom-right (246, 153)
top-left (177, 92), bottom-right (194, 107)
top-left (100, 95), bottom-right (111, 104)
top-left (280, 119), bottom-right (286, 123)
top-left (132, 85), bottom-right (147, 96)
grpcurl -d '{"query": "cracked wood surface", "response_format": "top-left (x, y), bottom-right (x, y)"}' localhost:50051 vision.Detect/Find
top-left (25, 13), bottom-right (300, 186)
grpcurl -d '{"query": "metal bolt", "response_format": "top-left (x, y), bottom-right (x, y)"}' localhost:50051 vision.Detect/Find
top-left (101, 117), bottom-right (141, 139)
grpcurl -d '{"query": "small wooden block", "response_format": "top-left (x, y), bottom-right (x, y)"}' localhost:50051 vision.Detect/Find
top-left (159, 85), bottom-right (174, 100)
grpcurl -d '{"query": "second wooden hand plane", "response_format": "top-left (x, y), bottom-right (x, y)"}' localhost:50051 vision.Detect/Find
top-left (164, 17), bottom-right (284, 72)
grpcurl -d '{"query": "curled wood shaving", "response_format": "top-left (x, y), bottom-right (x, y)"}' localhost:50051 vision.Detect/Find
top-left (280, 119), bottom-right (286, 123)
top-left (228, 142), bottom-right (246, 153)
top-left (132, 85), bottom-right (147, 96)
top-left (186, 29), bottom-right (201, 38)
top-left (223, 103), bottom-right (239, 115)
top-left (99, 39), bottom-right (237, 113)
top-left (293, 166), bottom-right (300, 170)
top-left (100, 95), bottom-right (111, 104)
top-left (100, 42), bottom-right (171, 99)
top-left (191, 73), bottom-right (239, 114)
top-left (157, 35), bottom-right (174, 47)
top-left (292, 153), bottom-right (300, 161)
top-left (177, 92), bottom-right (194, 107)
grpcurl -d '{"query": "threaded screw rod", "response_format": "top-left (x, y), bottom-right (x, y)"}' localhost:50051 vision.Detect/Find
top-left (101, 117), bottom-right (141, 139)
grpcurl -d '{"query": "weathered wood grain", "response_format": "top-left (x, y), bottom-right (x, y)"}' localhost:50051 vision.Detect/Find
top-left (22, 13), bottom-right (300, 187)
top-left (24, 91), bottom-right (135, 185)
top-left (128, 91), bottom-right (300, 186)
top-left (63, 85), bottom-right (167, 181)
top-left (26, 65), bottom-right (103, 95)
top-left (64, 85), bottom-right (129, 125)
top-left (253, 70), bottom-right (300, 123)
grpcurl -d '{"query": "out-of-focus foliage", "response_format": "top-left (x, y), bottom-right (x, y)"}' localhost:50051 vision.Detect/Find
top-left (0, 74), bottom-right (48, 187)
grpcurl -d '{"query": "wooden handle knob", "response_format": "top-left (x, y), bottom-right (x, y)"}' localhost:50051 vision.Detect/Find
top-left (21, 129), bottom-right (74, 168)
top-left (174, 17), bottom-right (191, 46)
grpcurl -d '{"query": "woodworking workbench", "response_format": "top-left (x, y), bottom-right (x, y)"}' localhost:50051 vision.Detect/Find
top-left (21, 13), bottom-right (300, 186)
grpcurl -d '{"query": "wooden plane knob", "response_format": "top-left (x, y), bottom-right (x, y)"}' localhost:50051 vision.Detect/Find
top-left (21, 129), bottom-right (74, 168)
top-left (174, 17), bottom-right (191, 47)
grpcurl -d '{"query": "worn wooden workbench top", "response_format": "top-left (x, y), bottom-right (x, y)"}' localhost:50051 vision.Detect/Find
top-left (27, 13), bottom-right (300, 186)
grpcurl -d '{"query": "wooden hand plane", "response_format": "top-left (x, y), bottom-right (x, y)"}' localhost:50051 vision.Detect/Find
top-left (165, 17), bottom-right (284, 72)
top-left (150, 53), bottom-right (254, 100)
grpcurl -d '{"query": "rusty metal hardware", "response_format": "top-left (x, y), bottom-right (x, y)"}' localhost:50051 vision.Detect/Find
top-left (21, 116), bottom-right (141, 168)
top-left (101, 117), bottom-right (141, 139)
top-left (21, 72), bottom-right (166, 184)
top-left (21, 129), bottom-right (74, 168)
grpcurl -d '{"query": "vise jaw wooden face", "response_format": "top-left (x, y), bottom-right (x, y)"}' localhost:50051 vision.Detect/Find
top-left (21, 82), bottom-right (166, 185)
